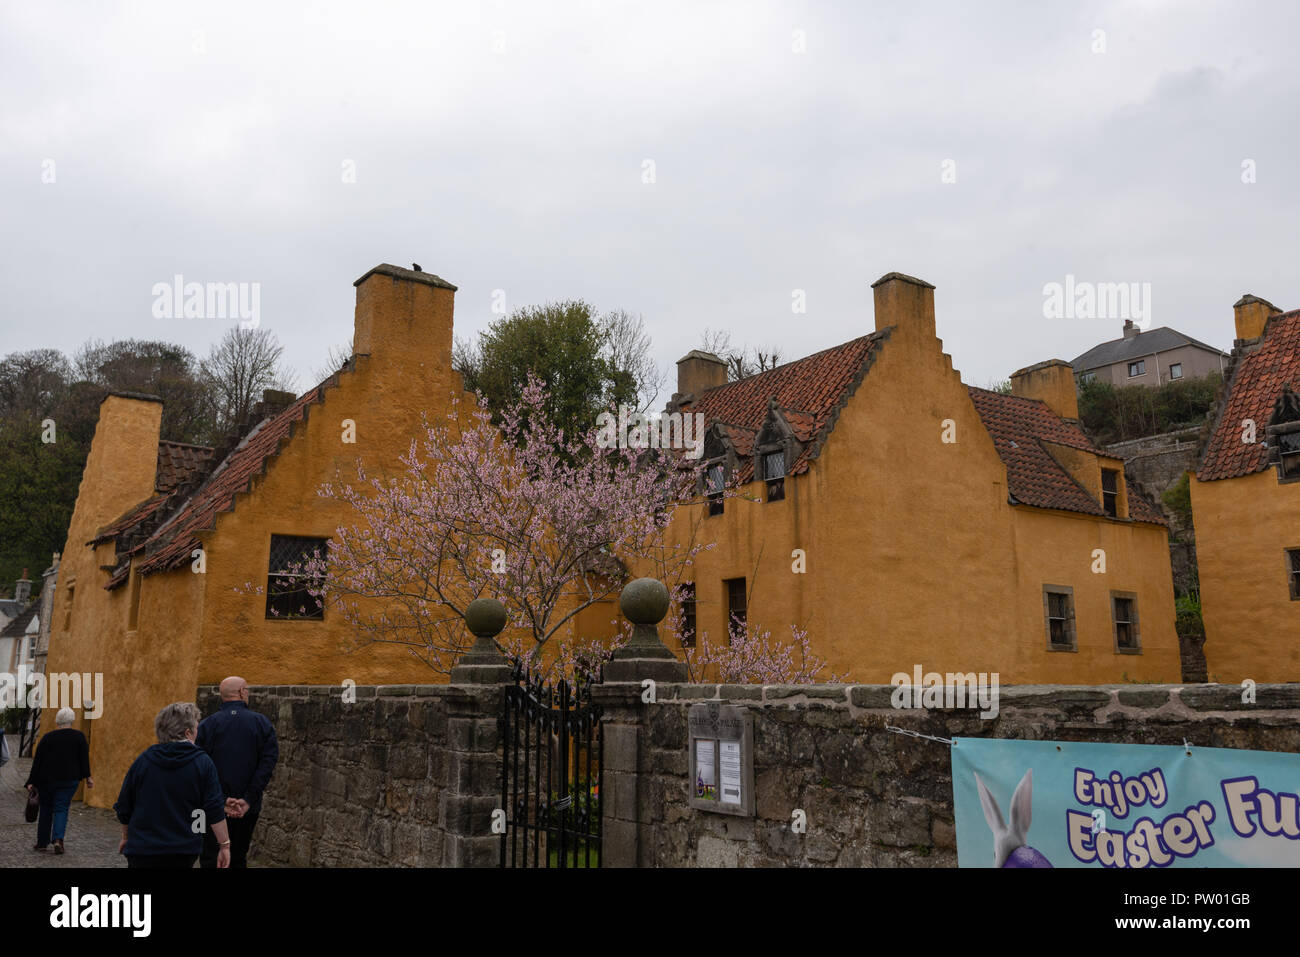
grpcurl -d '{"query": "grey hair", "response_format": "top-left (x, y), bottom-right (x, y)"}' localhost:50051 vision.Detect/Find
top-left (154, 702), bottom-right (201, 743)
top-left (55, 707), bottom-right (76, 727)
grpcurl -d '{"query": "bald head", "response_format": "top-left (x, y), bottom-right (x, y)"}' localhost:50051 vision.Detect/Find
top-left (219, 676), bottom-right (249, 702)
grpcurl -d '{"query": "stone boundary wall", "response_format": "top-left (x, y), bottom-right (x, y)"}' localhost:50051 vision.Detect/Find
top-left (606, 682), bottom-right (1300, 868)
top-left (200, 681), bottom-right (1300, 868)
top-left (197, 684), bottom-right (459, 867)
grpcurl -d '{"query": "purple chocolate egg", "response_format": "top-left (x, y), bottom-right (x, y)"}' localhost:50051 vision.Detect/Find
top-left (1003, 845), bottom-right (1053, 868)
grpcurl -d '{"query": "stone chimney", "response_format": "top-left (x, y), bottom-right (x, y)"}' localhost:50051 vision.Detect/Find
top-left (872, 272), bottom-right (936, 341)
top-left (14, 568), bottom-right (31, 604)
top-left (253, 389), bottom-right (297, 419)
top-left (1010, 359), bottom-right (1080, 421)
top-left (353, 263), bottom-right (458, 367)
top-left (676, 350), bottom-right (727, 399)
top-left (1233, 294), bottom-right (1279, 343)
top-left (1122, 319), bottom-right (1139, 339)
top-left (62, 393), bottom-right (163, 567)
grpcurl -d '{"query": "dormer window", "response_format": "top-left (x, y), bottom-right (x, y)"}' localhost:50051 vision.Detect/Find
top-left (1266, 389), bottom-right (1300, 483)
top-left (1278, 431), bottom-right (1300, 481)
top-left (706, 463), bottom-right (726, 516)
top-left (1101, 469), bottom-right (1119, 517)
top-left (763, 450), bottom-right (785, 502)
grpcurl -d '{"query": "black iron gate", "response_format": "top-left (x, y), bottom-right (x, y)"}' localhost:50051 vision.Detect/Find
top-left (499, 661), bottom-right (602, 867)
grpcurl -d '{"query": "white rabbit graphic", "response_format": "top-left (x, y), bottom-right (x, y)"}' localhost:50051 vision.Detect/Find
top-left (974, 768), bottom-right (1053, 868)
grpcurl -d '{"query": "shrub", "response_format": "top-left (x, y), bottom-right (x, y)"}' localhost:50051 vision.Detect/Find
top-left (1078, 373), bottom-right (1223, 445)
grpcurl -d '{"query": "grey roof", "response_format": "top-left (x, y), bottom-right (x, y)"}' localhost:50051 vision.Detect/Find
top-left (0, 604), bottom-right (37, 638)
top-left (1071, 327), bottom-right (1227, 373)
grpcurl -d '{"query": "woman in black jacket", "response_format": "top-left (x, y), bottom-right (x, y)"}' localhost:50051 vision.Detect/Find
top-left (25, 707), bottom-right (92, 854)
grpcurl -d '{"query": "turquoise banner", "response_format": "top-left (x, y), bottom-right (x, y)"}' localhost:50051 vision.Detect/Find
top-left (951, 737), bottom-right (1300, 868)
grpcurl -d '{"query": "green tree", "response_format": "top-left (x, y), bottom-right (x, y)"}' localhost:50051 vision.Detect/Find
top-left (454, 301), bottom-right (661, 441)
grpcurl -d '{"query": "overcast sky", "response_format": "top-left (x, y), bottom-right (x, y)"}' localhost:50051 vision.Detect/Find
top-left (2, 0), bottom-right (1297, 402)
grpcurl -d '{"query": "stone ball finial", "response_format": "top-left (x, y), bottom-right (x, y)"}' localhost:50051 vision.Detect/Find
top-left (620, 578), bottom-right (669, 625)
top-left (464, 598), bottom-right (507, 638)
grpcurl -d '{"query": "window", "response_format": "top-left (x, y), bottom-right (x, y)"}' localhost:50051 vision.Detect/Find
top-left (706, 463), bottom-right (725, 516)
top-left (763, 450), bottom-right (785, 502)
top-left (1169, 363), bottom-right (1183, 380)
top-left (1288, 550), bottom-right (1300, 601)
top-left (1279, 432), bottom-right (1300, 481)
top-left (1080, 372), bottom-right (1097, 384)
top-left (678, 582), bottom-right (697, 646)
top-left (127, 567), bottom-right (143, 631)
top-left (724, 577), bottom-right (747, 640)
top-left (1042, 586), bottom-right (1076, 650)
top-left (1128, 360), bottom-right (1146, 377)
top-left (266, 535), bottom-right (328, 620)
top-left (1101, 469), bottom-right (1119, 518)
top-left (1112, 593), bottom-right (1140, 652)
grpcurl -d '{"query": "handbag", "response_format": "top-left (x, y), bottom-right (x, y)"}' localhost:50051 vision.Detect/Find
top-left (25, 786), bottom-right (39, 823)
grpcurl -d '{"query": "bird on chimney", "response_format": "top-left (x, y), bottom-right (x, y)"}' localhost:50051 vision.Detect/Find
top-left (412, 263), bottom-right (422, 272)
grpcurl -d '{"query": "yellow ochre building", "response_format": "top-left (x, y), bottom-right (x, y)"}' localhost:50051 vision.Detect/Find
top-left (44, 266), bottom-right (1182, 805)
top-left (650, 272), bottom-right (1180, 685)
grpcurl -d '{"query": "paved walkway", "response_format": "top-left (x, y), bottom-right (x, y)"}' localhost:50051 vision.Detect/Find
top-left (1, 735), bottom-right (126, 868)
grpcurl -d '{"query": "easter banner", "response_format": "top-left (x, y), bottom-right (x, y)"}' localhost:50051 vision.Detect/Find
top-left (952, 737), bottom-right (1300, 868)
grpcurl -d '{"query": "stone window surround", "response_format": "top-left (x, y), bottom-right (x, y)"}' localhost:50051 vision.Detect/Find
top-left (1042, 584), bottom-right (1077, 652)
top-left (1110, 590), bottom-right (1141, 654)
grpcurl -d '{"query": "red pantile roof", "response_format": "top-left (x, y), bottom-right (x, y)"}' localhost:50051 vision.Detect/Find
top-left (135, 387), bottom-right (325, 576)
top-left (156, 441), bottom-right (215, 492)
top-left (969, 387), bottom-right (1165, 525)
top-left (1198, 308), bottom-right (1300, 481)
top-left (680, 333), bottom-right (888, 482)
top-left (89, 495), bottom-right (172, 546)
top-left (89, 442), bottom-right (217, 547)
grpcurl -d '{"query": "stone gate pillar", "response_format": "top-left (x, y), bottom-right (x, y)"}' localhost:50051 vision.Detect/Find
top-left (443, 598), bottom-right (512, 867)
top-left (595, 578), bottom-right (687, 867)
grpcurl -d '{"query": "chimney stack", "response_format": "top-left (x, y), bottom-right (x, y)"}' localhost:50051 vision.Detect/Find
top-left (676, 350), bottom-right (727, 399)
top-left (1233, 294), bottom-right (1278, 343)
top-left (353, 263), bottom-right (458, 367)
top-left (871, 272), bottom-right (936, 341)
top-left (1010, 359), bottom-right (1080, 421)
top-left (14, 569), bottom-right (31, 604)
top-left (1122, 319), bottom-right (1138, 339)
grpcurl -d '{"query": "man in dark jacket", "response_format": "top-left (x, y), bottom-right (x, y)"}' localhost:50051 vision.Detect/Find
top-left (115, 702), bottom-right (230, 868)
top-left (196, 676), bottom-right (278, 868)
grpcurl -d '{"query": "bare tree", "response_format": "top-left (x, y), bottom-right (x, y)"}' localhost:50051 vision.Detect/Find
top-left (599, 308), bottom-right (665, 413)
top-left (311, 337), bottom-right (353, 383)
top-left (698, 327), bottom-right (783, 381)
top-left (201, 328), bottom-right (297, 436)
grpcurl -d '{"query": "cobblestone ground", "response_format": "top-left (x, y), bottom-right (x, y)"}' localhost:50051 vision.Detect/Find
top-left (1, 735), bottom-right (127, 868)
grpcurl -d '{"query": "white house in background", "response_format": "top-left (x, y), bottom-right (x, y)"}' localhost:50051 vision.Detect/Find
top-left (0, 604), bottom-right (38, 673)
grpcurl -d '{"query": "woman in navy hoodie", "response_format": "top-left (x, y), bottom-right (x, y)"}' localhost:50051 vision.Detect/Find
top-left (114, 702), bottom-right (231, 868)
